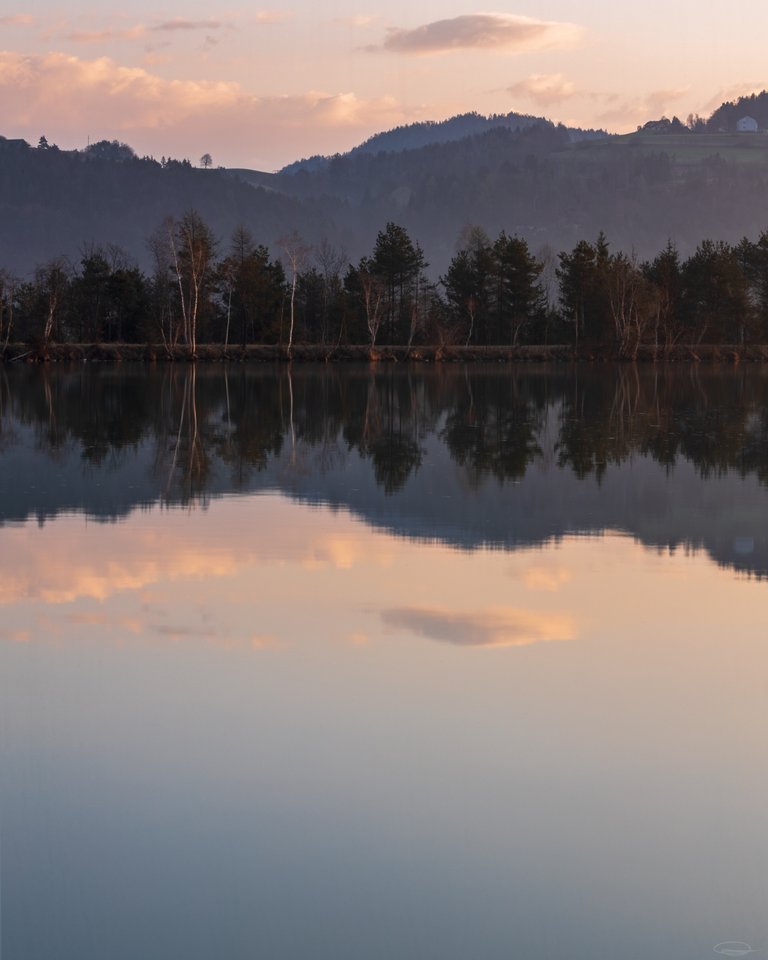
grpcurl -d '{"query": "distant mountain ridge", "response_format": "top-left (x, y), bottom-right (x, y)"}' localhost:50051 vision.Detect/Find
top-left (280, 110), bottom-right (607, 175)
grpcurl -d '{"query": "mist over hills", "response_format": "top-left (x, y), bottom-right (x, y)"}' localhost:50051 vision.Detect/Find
top-left (3, 92), bottom-right (768, 277)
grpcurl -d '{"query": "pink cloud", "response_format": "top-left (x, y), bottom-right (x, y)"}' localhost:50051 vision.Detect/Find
top-left (0, 51), bottom-right (414, 167)
top-left (597, 87), bottom-right (689, 128)
top-left (151, 18), bottom-right (225, 32)
top-left (508, 73), bottom-right (577, 107)
top-left (375, 13), bottom-right (582, 56)
top-left (253, 11), bottom-right (292, 24)
top-left (66, 25), bottom-right (147, 43)
top-left (0, 14), bottom-right (34, 26)
top-left (702, 82), bottom-right (768, 114)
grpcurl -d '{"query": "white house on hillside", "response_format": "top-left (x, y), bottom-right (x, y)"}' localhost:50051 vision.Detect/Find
top-left (737, 116), bottom-right (759, 132)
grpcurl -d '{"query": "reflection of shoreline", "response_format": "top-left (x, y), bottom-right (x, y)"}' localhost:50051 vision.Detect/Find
top-left (1, 365), bottom-right (767, 578)
top-left (4, 344), bottom-right (768, 363)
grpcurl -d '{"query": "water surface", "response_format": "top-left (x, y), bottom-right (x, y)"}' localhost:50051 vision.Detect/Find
top-left (1, 364), bottom-right (766, 959)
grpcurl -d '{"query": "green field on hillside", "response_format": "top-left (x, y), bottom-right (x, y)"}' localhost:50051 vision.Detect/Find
top-left (567, 131), bottom-right (768, 165)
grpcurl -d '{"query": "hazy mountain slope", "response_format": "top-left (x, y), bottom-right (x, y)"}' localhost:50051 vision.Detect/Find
top-left (0, 138), bottom-right (341, 275)
top-left (3, 96), bottom-right (768, 279)
top-left (269, 121), bottom-right (768, 271)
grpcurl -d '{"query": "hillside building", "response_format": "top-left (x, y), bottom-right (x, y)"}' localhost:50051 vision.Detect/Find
top-left (737, 116), bottom-right (759, 132)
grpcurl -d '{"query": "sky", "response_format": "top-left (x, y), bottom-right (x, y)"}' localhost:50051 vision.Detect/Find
top-left (1, 1), bottom-right (768, 170)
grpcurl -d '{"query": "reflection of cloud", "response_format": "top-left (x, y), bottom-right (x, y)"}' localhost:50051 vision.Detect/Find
top-left (375, 14), bottom-right (582, 55)
top-left (251, 634), bottom-right (278, 649)
top-left (0, 531), bottom-right (241, 605)
top-left (304, 536), bottom-right (392, 570)
top-left (0, 51), bottom-right (411, 165)
top-left (381, 606), bottom-right (575, 648)
top-left (0, 511), bottom-right (391, 610)
top-left (153, 624), bottom-right (218, 639)
top-left (521, 565), bottom-right (572, 592)
top-left (64, 611), bottom-right (110, 625)
top-left (508, 73), bottom-right (577, 107)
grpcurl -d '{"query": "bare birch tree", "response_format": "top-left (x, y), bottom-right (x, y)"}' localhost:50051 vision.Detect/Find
top-left (166, 211), bottom-right (217, 356)
top-left (278, 231), bottom-right (312, 359)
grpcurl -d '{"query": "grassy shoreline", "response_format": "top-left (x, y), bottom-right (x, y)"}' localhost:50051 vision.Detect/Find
top-left (4, 343), bottom-right (768, 364)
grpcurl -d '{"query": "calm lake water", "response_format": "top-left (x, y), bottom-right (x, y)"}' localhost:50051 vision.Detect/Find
top-left (1, 363), bottom-right (767, 960)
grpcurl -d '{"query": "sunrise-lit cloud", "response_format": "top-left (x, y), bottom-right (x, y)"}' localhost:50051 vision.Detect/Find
top-left (334, 15), bottom-right (378, 28)
top-left (0, 15), bottom-right (35, 26)
top-left (152, 18), bottom-right (226, 33)
top-left (376, 13), bottom-right (582, 56)
top-left (702, 82), bottom-right (768, 114)
top-left (508, 73), bottom-right (577, 108)
top-left (253, 10), bottom-right (292, 24)
top-left (381, 606), bottom-right (575, 648)
top-left (66, 19), bottom-right (229, 44)
top-left (66, 26), bottom-right (147, 43)
top-left (597, 86), bottom-right (689, 128)
top-left (0, 51), bottom-right (413, 166)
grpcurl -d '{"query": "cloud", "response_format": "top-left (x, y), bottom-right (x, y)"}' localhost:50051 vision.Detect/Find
top-left (381, 606), bottom-right (575, 648)
top-left (702, 82), bottom-right (768, 115)
top-left (375, 13), bottom-right (582, 56)
top-left (151, 18), bottom-right (225, 33)
top-left (0, 51), bottom-right (413, 167)
top-left (0, 15), bottom-right (34, 26)
top-left (334, 15), bottom-right (378, 28)
top-left (597, 87), bottom-right (689, 129)
top-left (253, 10), bottom-right (292, 24)
top-left (67, 26), bottom-right (146, 43)
top-left (65, 18), bottom-right (232, 45)
top-left (508, 73), bottom-right (577, 107)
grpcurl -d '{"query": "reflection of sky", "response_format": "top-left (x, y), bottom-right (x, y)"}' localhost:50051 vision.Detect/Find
top-left (2, 494), bottom-right (767, 959)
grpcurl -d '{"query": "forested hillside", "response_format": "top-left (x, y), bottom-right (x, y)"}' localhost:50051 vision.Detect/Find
top-left (0, 137), bottom-right (336, 275)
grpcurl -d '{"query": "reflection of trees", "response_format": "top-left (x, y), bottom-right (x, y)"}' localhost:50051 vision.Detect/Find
top-left (215, 367), bottom-right (283, 483)
top-left (441, 369), bottom-right (545, 484)
top-left (11, 365), bottom-right (149, 463)
top-left (162, 365), bottom-right (210, 500)
top-left (550, 365), bottom-right (768, 484)
top-left (0, 367), bottom-right (18, 453)
top-left (342, 368), bottom-right (431, 494)
top-left (6, 363), bottom-right (768, 498)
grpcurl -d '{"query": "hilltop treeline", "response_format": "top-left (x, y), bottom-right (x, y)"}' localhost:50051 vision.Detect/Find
top-left (3, 213), bottom-right (768, 356)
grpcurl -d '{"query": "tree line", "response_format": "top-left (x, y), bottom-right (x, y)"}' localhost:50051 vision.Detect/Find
top-left (3, 211), bottom-right (768, 355)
